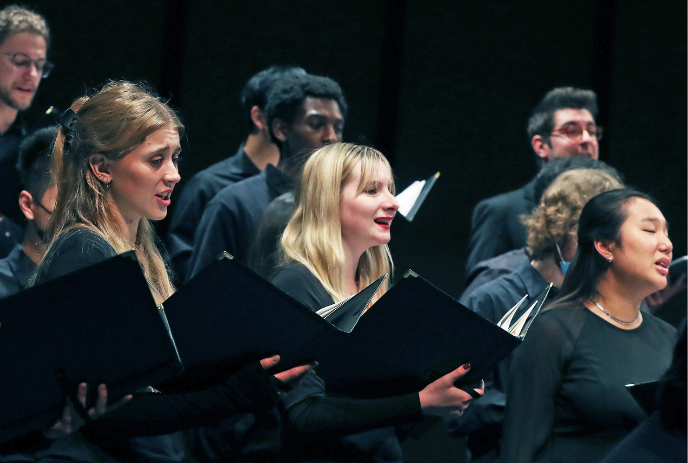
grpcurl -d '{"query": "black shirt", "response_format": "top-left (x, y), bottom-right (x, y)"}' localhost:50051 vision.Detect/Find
top-left (0, 115), bottom-right (27, 222)
top-left (502, 304), bottom-right (675, 463)
top-left (187, 164), bottom-right (293, 280)
top-left (167, 144), bottom-right (260, 281)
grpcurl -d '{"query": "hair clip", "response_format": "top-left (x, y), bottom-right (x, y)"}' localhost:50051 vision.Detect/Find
top-left (61, 108), bottom-right (79, 152)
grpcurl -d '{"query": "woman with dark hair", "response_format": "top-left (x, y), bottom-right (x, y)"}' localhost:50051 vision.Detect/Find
top-left (501, 189), bottom-right (677, 463)
top-left (453, 168), bottom-right (623, 463)
top-left (272, 142), bottom-right (483, 462)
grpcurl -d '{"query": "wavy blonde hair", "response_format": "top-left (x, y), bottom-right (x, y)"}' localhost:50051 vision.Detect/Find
top-left (36, 81), bottom-right (182, 304)
top-left (523, 168), bottom-right (623, 260)
top-left (280, 143), bottom-right (395, 303)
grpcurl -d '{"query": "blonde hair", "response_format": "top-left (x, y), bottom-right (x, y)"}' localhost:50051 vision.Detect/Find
top-left (523, 168), bottom-right (624, 260)
top-left (280, 143), bottom-right (395, 303)
top-left (36, 81), bottom-right (183, 304)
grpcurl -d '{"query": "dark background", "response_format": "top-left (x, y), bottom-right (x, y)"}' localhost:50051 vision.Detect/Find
top-left (23, 1), bottom-right (686, 461)
top-left (26, 0), bottom-right (686, 298)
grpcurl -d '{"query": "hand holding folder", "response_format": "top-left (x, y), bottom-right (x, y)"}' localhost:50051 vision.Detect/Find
top-left (0, 251), bottom-right (182, 443)
top-left (0, 250), bottom-right (549, 443)
top-left (161, 254), bottom-right (552, 398)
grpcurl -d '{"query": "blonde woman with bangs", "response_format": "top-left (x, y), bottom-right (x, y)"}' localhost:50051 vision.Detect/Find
top-left (26, 81), bottom-right (308, 460)
top-left (271, 143), bottom-right (482, 463)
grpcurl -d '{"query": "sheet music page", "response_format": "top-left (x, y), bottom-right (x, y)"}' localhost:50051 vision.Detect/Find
top-left (396, 180), bottom-right (425, 217)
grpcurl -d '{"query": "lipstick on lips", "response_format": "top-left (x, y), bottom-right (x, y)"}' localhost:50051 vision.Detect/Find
top-left (374, 217), bottom-right (394, 229)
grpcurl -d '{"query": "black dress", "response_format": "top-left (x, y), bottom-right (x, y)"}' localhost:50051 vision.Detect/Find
top-left (501, 304), bottom-right (676, 463)
top-left (271, 263), bottom-right (424, 463)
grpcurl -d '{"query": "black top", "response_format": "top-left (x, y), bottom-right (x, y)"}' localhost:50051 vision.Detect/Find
top-left (187, 164), bottom-right (294, 280)
top-left (271, 264), bottom-right (423, 463)
top-left (167, 144), bottom-right (260, 281)
top-left (465, 177), bottom-right (538, 275)
top-left (0, 115), bottom-right (27, 222)
top-left (502, 304), bottom-right (676, 463)
top-left (33, 228), bottom-right (280, 454)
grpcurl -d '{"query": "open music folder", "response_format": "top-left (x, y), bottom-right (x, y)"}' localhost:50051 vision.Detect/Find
top-left (159, 253), bottom-right (552, 397)
top-left (0, 251), bottom-right (182, 443)
top-left (0, 251), bottom-right (551, 442)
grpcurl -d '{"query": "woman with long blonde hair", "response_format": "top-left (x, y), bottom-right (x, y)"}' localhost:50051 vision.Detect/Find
top-left (30, 81), bottom-right (307, 459)
top-left (272, 143), bottom-right (482, 462)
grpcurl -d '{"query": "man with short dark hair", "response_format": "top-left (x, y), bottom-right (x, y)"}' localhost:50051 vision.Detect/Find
top-left (465, 87), bottom-right (602, 275)
top-left (187, 73), bottom-right (346, 280)
top-left (167, 66), bottom-right (306, 280)
top-left (0, 5), bottom-right (52, 257)
top-left (0, 126), bottom-right (56, 297)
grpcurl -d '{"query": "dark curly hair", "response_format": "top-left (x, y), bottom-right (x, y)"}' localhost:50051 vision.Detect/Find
top-left (240, 66), bottom-right (306, 133)
top-left (265, 73), bottom-right (348, 145)
top-left (17, 126), bottom-right (57, 200)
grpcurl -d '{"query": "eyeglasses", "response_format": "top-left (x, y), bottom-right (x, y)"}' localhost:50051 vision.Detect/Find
top-left (2, 52), bottom-right (54, 78)
top-left (550, 124), bottom-right (603, 141)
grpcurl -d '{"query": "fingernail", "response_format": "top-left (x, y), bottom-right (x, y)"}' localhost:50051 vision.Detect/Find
top-left (79, 383), bottom-right (87, 390)
top-left (463, 363), bottom-right (471, 370)
top-left (270, 355), bottom-right (280, 362)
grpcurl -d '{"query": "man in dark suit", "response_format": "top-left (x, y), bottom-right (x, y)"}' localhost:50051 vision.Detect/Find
top-left (465, 87), bottom-right (602, 276)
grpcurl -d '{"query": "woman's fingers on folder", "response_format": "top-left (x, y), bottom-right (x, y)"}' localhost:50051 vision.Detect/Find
top-left (273, 364), bottom-right (313, 383)
top-left (260, 355), bottom-right (282, 369)
top-left (419, 364), bottom-right (482, 419)
top-left (260, 354), bottom-right (314, 383)
top-left (44, 383), bottom-right (134, 439)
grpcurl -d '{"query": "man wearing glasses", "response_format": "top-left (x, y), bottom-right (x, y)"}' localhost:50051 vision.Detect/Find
top-left (465, 87), bottom-right (602, 276)
top-left (0, 5), bottom-right (52, 258)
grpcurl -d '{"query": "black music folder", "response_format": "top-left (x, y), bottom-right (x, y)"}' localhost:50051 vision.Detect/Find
top-left (314, 273), bottom-right (551, 397)
top-left (159, 253), bottom-right (550, 398)
top-left (0, 252), bottom-right (183, 443)
top-left (155, 253), bottom-right (385, 393)
top-left (625, 380), bottom-right (661, 416)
